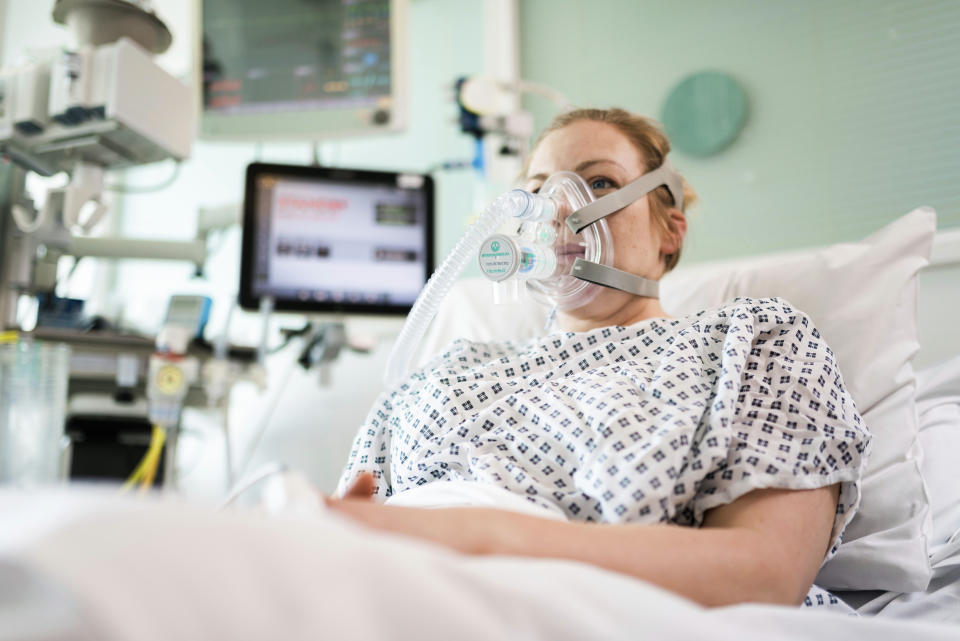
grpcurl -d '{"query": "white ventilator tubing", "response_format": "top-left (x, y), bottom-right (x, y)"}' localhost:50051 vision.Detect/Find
top-left (384, 189), bottom-right (554, 386)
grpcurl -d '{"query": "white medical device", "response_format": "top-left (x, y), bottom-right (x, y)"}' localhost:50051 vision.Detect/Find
top-left (0, 37), bottom-right (191, 179)
top-left (163, 295), bottom-right (213, 340)
top-left (0, 0), bottom-right (196, 329)
top-left (0, 1), bottom-right (205, 492)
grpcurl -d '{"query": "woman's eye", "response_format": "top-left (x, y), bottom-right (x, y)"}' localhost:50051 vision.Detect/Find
top-left (589, 177), bottom-right (615, 192)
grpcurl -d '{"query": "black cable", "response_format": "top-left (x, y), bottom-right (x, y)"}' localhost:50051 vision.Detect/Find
top-left (267, 322), bottom-right (314, 355)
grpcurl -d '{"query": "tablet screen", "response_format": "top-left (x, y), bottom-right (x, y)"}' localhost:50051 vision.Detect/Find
top-left (240, 163), bottom-right (433, 314)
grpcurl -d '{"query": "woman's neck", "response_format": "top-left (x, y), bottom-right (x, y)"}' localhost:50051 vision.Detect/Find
top-left (557, 295), bottom-right (670, 332)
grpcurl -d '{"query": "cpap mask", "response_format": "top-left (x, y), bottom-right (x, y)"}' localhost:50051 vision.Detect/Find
top-left (383, 159), bottom-right (684, 386)
top-left (477, 160), bottom-right (685, 310)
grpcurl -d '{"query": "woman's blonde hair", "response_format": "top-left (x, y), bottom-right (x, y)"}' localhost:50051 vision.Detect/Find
top-left (527, 108), bottom-right (697, 273)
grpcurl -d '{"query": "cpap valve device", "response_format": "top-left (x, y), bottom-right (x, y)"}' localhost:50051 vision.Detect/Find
top-left (478, 171), bottom-right (614, 310)
top-left (383, 160), bottom-right (684, 387)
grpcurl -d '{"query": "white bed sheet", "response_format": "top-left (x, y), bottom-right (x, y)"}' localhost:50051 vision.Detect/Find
top-left (839, 533), bottom-right (960, 624)
top-left (1, 489), bottom-right (958, 641)
top-left (916, 354), bottom-right (960, 551)
top-left (824, 357), bottom-right (960, 622)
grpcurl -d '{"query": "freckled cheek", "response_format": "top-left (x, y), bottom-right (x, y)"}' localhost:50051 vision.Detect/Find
top-left (608, 206), bottom-right (658, 271)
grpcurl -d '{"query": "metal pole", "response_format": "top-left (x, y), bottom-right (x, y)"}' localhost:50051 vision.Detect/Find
top-left (69, 236), bottom-right (207, 265)
top-left (0, 164), bottom-right (29, 329)
top-left (483, 0), bottom-right (522, 189)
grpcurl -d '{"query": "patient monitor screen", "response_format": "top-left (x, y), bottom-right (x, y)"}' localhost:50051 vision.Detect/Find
top-left (202, 0), bottom-right (391, 114)
top-left (199, 0), bottom-right (401, 138)
top-left (240, 163), bottom-right (433, 314)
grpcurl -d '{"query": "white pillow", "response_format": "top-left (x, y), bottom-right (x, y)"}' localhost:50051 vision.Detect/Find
top-left (661, 208), bottom-right (937, 592)
top-left (916, 354), bottom-right (960, 552)
top-left (420, 208), bottom-right (937, 592)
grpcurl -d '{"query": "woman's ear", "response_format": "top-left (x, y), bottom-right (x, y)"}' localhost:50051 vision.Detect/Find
top-left (660, 207), bottom-right (688, 256)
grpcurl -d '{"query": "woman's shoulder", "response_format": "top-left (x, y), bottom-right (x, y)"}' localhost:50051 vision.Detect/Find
top-left (688, 296), bottom-right (811, 325)
top-left (677, 296), bottom-right (823, 342)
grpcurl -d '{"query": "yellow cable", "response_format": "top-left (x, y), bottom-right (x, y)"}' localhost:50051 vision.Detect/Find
top-left (121, 461), bottom-right (146, 490)
top-left (122, 447), bottom-right (150, 489)
top-left (121, 425), bottom-right (166, 493)
top-left (138, 427), bottom-right (166, 493)
top-left (137, 445), bottom-right (158, 490)
top-left (138, 426), bottom-right (166, 489)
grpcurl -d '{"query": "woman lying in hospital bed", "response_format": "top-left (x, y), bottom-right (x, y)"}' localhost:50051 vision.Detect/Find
top-left (328, 108), bottom-right (870, 608)
top-left (6, 110), bottom-right (956, 641)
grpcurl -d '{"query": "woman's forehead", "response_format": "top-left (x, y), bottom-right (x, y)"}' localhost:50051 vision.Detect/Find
top-left (528, 121), bottom-right (643, 177)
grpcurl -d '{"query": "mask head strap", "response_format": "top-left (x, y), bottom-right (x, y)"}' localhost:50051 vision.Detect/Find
top-left (570, 259), bottom-right (660, 299)
top-left (565, 159), bottom-right (684, 234)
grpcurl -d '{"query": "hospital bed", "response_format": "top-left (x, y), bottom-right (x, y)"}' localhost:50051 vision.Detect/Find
top-left (1, 207), bottom-right (959, 640)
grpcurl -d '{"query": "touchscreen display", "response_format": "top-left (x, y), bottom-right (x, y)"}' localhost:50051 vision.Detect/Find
top-left (241, 164), bottom-right (432, 313)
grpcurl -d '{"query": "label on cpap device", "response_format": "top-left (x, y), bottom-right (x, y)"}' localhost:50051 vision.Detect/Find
top-left (479, 234), bottom-right (519, 281)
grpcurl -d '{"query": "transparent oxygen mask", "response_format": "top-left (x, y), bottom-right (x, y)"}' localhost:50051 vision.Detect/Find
top-left (477, 171), bottom-right (613, 310)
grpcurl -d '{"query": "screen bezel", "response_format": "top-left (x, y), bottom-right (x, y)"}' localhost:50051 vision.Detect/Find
top-left (195, 0), bottom-right (408, 141)
top-left (239, 162), bottom-right (434, 315)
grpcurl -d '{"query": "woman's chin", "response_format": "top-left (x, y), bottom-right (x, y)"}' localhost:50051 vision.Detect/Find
top-left (558, 288), bottom-right (636, 327)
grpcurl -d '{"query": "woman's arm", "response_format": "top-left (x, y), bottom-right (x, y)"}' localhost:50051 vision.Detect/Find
top-left (327, 477), bottom-right (838, 608)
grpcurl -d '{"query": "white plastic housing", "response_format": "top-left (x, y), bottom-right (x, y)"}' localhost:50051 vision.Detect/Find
top-left (0, 37), bottom-right (193, 175)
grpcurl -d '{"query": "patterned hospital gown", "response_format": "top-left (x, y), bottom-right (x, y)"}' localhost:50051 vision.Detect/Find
top-left (339, 297), bottom-right (872, 606)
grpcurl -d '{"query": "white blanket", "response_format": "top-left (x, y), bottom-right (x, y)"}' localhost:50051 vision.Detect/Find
top-left (1, 489), bottom-right (957, 641)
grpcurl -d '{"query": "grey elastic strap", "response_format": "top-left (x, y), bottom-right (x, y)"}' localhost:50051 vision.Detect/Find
top-left (565, 159), bottom-right (684, 234)
top-left (571, 259), bottom-right (660, 298)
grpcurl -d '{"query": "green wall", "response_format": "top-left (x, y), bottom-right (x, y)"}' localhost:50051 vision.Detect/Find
top-left (519, 0), bottom-right (960, 263)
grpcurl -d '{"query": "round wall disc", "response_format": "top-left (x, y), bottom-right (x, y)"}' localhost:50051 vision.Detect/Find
top-left (662, 71), bottom-right (748, 157)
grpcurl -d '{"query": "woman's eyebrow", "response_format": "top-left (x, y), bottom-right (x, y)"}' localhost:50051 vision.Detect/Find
top-left (525, 159), bottom-right (626, 183)
top-left (575, 159), bottom-right (625, 173)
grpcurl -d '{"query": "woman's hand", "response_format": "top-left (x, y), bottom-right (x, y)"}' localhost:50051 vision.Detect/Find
top-left (326, 473), bottom-right (509, 555)
top-left (340, 471), bottom-right (377, 500)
